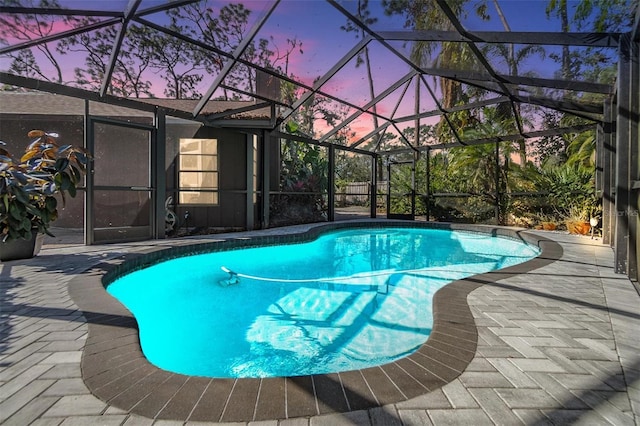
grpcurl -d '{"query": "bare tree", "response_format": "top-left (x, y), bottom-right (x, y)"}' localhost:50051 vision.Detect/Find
top-left (0, 0), bottom-right (68, 83)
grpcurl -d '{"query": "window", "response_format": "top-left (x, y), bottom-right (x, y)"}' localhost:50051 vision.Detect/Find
top-left (178, 138), bottom-right (218, 205)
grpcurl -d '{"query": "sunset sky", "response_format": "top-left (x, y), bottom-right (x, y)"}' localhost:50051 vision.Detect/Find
top-left (0, 0), bottom-right (626, 142)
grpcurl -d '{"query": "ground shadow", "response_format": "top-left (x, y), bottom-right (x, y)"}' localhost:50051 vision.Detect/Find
top-left (0, 250), bottom-right (129, 359)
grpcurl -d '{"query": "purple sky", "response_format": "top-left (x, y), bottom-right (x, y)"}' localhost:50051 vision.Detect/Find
top-left (0, 0), bottom-right (626, 140)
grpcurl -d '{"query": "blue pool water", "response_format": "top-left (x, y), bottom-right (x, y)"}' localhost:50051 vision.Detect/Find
top-left (107, 227), bottom-right (539, 378)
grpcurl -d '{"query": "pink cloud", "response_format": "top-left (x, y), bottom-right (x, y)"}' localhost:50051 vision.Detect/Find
top-left (0, 14), bottom-right (105, 45)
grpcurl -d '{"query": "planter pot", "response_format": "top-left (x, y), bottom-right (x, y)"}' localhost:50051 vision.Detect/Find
top-left (542, 222), bottom-right (557, 231)
top-left (566, 220), bottom-right (591, 235)
top-left (0, 232), bottom-right (45, 261)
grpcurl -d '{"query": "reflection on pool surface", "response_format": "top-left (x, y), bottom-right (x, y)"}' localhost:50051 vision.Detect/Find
top-left (107, 227), bottom-right (539, 378)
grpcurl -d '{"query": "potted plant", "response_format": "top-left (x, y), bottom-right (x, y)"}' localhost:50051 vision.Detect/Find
top-left (564, 197), bottom-right (599, 235)
top-left (0, 130), bottom-right (89, 261)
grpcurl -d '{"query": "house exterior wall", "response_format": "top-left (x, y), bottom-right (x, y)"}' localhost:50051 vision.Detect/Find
top-left (0, 113), bottom-right (260, 236)
top-left (166, 124), bottom-right (252, 232)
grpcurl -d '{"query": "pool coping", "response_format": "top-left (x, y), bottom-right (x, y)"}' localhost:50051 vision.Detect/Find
top-left (68, 221), bottom-right (563, 422)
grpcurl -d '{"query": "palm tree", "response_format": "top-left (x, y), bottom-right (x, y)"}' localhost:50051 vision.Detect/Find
top-left (448, 107), bottom-right (519, 223)
top-left (484, 43), bottom-right (546, 164)
top-left (342, 0), bottom-right (380, 131)
top-left (565, 131), bottom-right (596, 167)
top-left (383, 0), bottom-right (481, 111)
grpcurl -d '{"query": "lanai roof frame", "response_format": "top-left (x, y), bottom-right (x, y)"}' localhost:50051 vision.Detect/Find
top-left (0, 0), bottom-right (635, 151)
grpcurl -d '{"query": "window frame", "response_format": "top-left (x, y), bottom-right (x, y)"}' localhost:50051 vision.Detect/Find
top-left (178, 138), bottom-right (219, 206)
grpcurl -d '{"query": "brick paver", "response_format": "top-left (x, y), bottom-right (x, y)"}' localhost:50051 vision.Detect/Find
top-left (1, 224), bottom-right (639, 425)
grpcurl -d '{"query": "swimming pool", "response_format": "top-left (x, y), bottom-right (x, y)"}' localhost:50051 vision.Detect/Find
top-left (106, 226), bottom-right (539, 378)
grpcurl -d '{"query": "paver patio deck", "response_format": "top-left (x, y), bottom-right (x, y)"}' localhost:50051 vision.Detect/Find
top-left (0, 220), bottom-right (638, 425)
